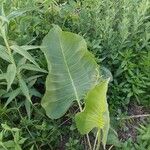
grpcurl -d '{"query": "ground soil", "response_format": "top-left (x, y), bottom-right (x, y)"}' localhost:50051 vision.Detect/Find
top-left (118, 103), bottom-right (150, 141)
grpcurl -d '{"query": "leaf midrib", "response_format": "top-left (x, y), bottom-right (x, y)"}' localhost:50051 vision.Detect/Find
top-left (58, 34), bottom-right (80, 103)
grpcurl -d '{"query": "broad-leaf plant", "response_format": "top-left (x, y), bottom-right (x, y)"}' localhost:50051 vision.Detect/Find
top-left (41, 26), bottom-right (110, 150)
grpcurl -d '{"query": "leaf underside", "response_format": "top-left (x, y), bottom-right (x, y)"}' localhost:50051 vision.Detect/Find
top-left (41, 26), bottom-right (99, 119)
top-left (75, 80), bottom-right (110, 148)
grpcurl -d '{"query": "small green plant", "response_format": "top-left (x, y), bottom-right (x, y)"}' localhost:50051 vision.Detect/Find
top-left (65, 137), bottom-right (80, 150)
top-left (0, 123), bottom-right (27, 150)
top-left (117, 121), bottom-right (150, 150)
top-left (135, 122), bottom-right (150, 149)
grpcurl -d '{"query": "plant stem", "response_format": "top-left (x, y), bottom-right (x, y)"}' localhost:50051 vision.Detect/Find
top-left (93, 130), bottom-right (99, 150)
top-left (86, 134), bottom-right (92, 150)
top-left (96, 129), bottom-right (100, 150)
top-left (1, 27), bottom-right (15, 64)
top-left (108, 145), bottom-right (114, 150)
top-left (117, 114), bottom-right (150, 120)
top-left (3, 35), bottom-right (11, 55)
top-left (77, 100), bottom-right (83, 112)
top-left (77, 100), bottom-right (92, 150)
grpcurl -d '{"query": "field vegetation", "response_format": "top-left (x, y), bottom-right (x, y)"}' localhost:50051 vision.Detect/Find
top-left (0, 0), bottom-right (149, 150)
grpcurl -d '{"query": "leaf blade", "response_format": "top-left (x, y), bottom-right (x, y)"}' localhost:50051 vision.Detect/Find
top-left (4, 88), bottom-right (21, 108)
top-left (19, 63), bottom-right (47, 73)
top-left (75, 80), bottom-right (110, 148)
top-left (41, 26), bottom-right (99, 119)
top-left (6, 64), bottom-right (16, 91)
top-left (7, 7), bottom-right (37, 20)
top-left (10, 45), bottom-right (39, 67)
top-left (18, 75), bottom-right (32, 104)
top-left (0, 45), bottom-right (11, 62)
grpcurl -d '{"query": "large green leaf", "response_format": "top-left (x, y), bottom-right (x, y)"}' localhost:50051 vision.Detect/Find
top-left (75, 80), bottom-right (110, 148)
top-left (41, 26), bottom-right (99, 119)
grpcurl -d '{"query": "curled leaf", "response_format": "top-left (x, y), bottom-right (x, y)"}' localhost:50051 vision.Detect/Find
top-left (75, 80), bottom-right (110, 148)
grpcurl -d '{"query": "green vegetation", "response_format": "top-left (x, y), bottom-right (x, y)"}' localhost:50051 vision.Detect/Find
top-left (0, 0), bottom-right (149, 149)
